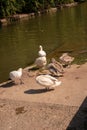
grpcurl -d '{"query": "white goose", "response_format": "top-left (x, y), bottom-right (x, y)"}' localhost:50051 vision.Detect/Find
top-left (9, 68), bottom-right (23, 84)
top-left (36, 74), bottom-right (61, 90)
top-left (34, 45), bottom-right (47, 69)
top-left (35, 56), bottom-right (47, 68)
top-left (38, 45), bottom-right (46, 57)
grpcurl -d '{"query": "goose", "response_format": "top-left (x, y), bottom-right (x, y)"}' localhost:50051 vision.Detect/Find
top-left (59, 53), bottom-right (74, 67)
top-left (9, 68), bottom-right (23, 84)
top-left (36, 74), bottom-right (61, 90)
top-left (38, 45), bottom-right (46, 57)
top-left (35, 56), bottom-right (47, 69)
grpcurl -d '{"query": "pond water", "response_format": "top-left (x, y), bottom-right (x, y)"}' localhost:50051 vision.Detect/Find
top-left (0, 2), bottom-right (87, 83)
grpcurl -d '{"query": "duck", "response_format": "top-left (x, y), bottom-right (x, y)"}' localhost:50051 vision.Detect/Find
top-left (35, 56), bottom-right (47, 69)
top-left (9, 68), bottom-right (23, 84)
top-left (47, 58), bottom-right (64, 76)
top-left (38, 45), bottom-right (46, 57)
top-left (59, 53), bottom-right (74, 67)
top-left (36, 74), bottom-right (61, 90)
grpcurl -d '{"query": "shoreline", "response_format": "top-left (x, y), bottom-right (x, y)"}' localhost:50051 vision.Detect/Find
top-left (0, 62), bottom-right (87, 129)
top-left (0, 61), bottom-right (86, 87)
top-left (0, 2), bottom-right (78, 26)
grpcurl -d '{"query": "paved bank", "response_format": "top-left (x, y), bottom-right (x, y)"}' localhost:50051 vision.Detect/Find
top-left (0, 63), bottom-right (87, 130)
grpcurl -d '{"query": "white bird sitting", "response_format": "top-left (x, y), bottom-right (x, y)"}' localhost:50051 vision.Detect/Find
top-left (9, 68), bottom-right (23, 84)
top-left (36, 74), bottom-right (61, 90)
top-left (47, 58), bottom-right (64, 76)
top-left (35, 56), bottom-right (47, 69)
top-left (59, 53), bottom-right (74, 67)
top-left (38, 45), bottom-right (46, 57)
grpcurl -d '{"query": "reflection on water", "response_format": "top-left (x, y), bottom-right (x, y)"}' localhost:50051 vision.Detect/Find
top-left (0, 3), bottom-right (87, 83)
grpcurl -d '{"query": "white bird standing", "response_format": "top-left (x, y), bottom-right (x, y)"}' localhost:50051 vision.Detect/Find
top-left (9, 68), bottom-right (23, 84)
top-left (34, 45), bottom-right (47, 69)
top-left (38, 45), bottom-right (46, 57)
top-left (36, 74), bottom-right (61, 90)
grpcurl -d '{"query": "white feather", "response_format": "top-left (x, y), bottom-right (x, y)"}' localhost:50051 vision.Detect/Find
top-left (36, 74), bottom-right (61, 89)
top-left (38, 45), bottom-right (46, 57)
top-left (9, 68), bottom-right (22, 82)
top-left (35, 56), bottom-right (47, 68)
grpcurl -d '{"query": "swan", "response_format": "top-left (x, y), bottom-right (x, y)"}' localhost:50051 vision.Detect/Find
top-left (35, 56), bottom-right (47, 68)
top-left (9, 68), bottom-right (23, 84)
top-left (59, 53), bottom-right (74, 67)
top-left (38, 45), bottom-right (46, 57)
top-left (36, 74), bottom-right (61, 90)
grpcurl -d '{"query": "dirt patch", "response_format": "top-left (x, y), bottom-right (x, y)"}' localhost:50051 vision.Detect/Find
top-left (0, 99), bottom-right (78, 130)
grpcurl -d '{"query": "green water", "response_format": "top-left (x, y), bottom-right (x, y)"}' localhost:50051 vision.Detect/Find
top-left (0, 3), bottom-right (87, 83)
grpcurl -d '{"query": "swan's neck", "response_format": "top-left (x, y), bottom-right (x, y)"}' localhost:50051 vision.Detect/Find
top-left (39, 45), bottom-right (43, 51)
top-left (18, 68), bottom-right (22, 73)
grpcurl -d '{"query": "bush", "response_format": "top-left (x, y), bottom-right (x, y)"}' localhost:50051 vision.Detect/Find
top-left (0, 0), bottom-right (25, 18)
top-left (0, 0), bottom-right (85, 18)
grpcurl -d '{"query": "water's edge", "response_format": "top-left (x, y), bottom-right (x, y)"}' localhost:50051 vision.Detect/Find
top-left (0, 2), bottom-right (78, 26)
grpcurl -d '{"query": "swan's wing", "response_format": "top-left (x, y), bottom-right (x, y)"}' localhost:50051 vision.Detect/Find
top-left (54, 81), bottom-right (61, 87)
top-left (36, 75), bottom-right (62, 89)
top-left (38, 50), bottom-right (46, 57)
top-left (50, 81), bottom-right (62, 89)
top-left (44, 75), bottom-right (58, 81)
top-left (9, 71), bottom-right (19, 79)
top-left (36, 75), bottom-right (54, 86)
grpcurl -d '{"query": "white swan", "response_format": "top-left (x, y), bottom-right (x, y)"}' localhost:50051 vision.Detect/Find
top-left (9, 68), bottom-right (23, 84)
top-left (38, 45), bottom-right (46, 57)
top-left (36, 74), bottom-right (61, 90)
top-left (35, 56), bottom-right (47, 68)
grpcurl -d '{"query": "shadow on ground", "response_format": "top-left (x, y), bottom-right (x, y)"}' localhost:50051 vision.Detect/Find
top-left (66, 96), bottom-right (87, 130)
top-left (24, 88), bottom-right (54, 94)
top-left (0, 81), bottom-right (15, 88)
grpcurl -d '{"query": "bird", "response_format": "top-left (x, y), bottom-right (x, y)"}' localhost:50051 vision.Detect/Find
top-left (35, 56), bottom-right (47, 69)
top-left (36, 74), bottom-right (61, 90)
top-left (38, 45), bottom-right (46, 57)
top-left (47, 58), bottom-right (64, 76)
top-left (9, 68), bottom-right (23, 84)
top-left (59, 53), bottom-right (74, 67)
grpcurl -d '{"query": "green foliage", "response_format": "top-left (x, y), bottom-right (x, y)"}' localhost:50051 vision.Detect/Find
top-left (22, 0), bottom-right (42, 13)
top-left (0, 0), bottom-right (25, 18)
top-left (0, 0), bottom-right (17, 18)
top-left (15, 0), bottom-right (25, 13)
top-left (0, 0), bottom-right (86, 18)
top-left (54, 0), bottom-right (74, 4)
